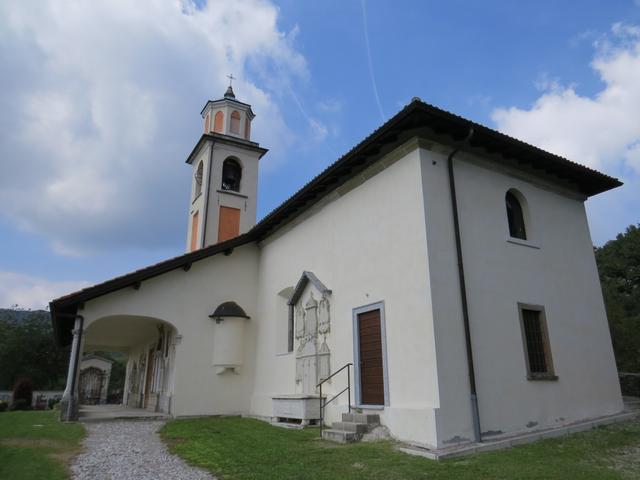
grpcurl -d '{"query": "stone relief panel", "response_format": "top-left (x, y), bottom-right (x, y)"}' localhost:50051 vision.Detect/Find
top-left (318, 340), bottom-right (330, 383)
top-left (293, 286), bottom-right (331, 394)
top-left (318, 297), bottom-right (330, 335)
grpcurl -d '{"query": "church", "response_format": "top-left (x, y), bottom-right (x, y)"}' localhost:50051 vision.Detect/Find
top-left (51, 86), bottom-right (624, 449)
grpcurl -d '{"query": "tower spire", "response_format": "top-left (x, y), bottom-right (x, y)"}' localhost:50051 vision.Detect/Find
top-left (225, 74), bottom-right (236, 99)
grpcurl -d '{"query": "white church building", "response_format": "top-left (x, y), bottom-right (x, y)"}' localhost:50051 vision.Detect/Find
top-left (51, 86), bottom-right (624, 449)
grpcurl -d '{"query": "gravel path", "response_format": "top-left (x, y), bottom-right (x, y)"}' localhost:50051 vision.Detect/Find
top-left (71, 420), bottom-right (215, 480)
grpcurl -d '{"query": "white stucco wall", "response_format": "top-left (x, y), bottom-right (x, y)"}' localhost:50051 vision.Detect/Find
top-left (419, 145), bottom-right (623, 445)
top-left (80, 244), bottom-right (259, 417)
top-left (249, 141), bottom-right (441, 447)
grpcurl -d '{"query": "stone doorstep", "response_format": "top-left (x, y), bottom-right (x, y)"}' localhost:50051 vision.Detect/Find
top-left (322, 412), bottom-right (381, 443)
top-left (332, 421), bottom-right (371, 434)
top-left (396, 409), bottom-right (640, 461)
top-left (341, 413), bottom-right (380, 424)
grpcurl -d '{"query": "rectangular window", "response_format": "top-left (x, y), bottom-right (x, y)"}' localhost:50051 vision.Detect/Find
top-left (518, 304), bottom-right (557, 380)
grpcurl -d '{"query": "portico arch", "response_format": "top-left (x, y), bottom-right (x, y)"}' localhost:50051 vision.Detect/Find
top-left (79, 315), bottom-right (180, 415)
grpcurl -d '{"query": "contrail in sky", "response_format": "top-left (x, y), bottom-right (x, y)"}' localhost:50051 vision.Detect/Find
top-left (287, 83), bottom-right (338, 157)
top-left (361, 0), bottom-right (385, 122)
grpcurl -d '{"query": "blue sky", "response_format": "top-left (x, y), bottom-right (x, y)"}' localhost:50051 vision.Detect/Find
top-left (1, 0), bottom-right (639, 308)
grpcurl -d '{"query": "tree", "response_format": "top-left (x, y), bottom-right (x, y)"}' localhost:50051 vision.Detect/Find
top-left (595, 224), bottom-right (640, 372)
top-left (0, 309), bottom-right (70, 390)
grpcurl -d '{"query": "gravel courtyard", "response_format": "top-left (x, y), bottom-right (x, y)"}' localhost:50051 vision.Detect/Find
top-left (71, 420), bottom-right (214, 480)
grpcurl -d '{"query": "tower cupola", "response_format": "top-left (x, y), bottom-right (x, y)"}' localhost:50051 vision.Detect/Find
top-left (201, 83), bottom-right (255, 141)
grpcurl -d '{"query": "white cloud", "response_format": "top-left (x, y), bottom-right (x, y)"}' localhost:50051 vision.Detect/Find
top-left (533, 73), bottom-right (565, 93)
top-left (308, 118), bottom-right (329, 143)
top-left (316, 99), bottom-right (342, 113)
top-left (0, 0), bottom-right (306, 255)
top-left (492, 23), bottom-right (640, 174)
top-left (491, 23), bottom-right (640, 244)
top-left (625, 142), bottom-right (640, 174)
top-left (0, 271), bottom-right (90, 310)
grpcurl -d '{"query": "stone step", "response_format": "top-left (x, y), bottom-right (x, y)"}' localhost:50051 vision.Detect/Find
top-left (322, 429), bottom-right (359, 443)
top-left (341, 413), bottom-right (380, 425)
top-left (332, 421), bottom-right (371, 434)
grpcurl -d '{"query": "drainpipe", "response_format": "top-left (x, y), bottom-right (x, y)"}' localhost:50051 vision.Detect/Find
top-left (446, 127), bottom-right (482, 443)
top-left (60, 314), bottom-right (84, 422)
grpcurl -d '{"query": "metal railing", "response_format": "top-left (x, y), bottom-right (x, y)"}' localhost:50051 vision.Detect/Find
top-left (317, 362), bottom-right (352, 437)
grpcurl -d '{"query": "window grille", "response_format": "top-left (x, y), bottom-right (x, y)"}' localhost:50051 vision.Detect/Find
top-left (519, 305), bottom-right (556, 380)
top-left (522, 309), bottom-right (547, 373)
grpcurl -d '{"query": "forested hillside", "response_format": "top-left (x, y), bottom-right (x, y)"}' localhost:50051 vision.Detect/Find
top-left (0, 309), bottom-right (126, 393)
top-left (595, 224), bottom-right (640, 373)
top-left (0, 309), bottom-right (69, 390)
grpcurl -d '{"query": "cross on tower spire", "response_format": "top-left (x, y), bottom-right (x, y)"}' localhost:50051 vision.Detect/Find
top-left (224, 74), bottom-right (236, 99)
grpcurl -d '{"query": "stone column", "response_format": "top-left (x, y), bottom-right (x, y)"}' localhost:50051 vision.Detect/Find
top-left (59, 316), bottom-right (84, 422)
top-left (122, 355), bottom-right (132, 407)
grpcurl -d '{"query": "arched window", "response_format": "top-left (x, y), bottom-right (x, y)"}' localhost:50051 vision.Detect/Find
top-left (505, 190), bottom-right (527, 240)
top-left (194, 161), bottom-right (203, 197)
top-left (221, 158), bottom-right (241, 192)
top-left (245, 116), bottom-right (251, 140)
top-left (204, 114), bottom-right (210, 133)
top-left (230, 110), bottom-right (241, 134)
top-left (213, 111), bottom-right (224, 133)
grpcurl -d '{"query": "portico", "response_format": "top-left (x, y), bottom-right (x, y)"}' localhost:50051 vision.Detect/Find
top-left (59, 314), bottom-right (179, 420)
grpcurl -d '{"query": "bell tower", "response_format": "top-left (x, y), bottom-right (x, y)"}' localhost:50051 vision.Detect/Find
top-left (185, 83), bottom-right (268, 252)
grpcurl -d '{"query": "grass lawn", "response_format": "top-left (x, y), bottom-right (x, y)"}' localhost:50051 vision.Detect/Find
top-left (0, 410), bottom-right (85, 480)
top-left (161, 416), bottom-right (640, 480)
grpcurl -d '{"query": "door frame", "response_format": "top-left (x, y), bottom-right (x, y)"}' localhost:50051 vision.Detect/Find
top-left (352, 301), bottom-right (390, 408)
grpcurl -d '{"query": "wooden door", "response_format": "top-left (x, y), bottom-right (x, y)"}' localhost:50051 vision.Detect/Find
top-left (357, 309), bottom-right (385, 405)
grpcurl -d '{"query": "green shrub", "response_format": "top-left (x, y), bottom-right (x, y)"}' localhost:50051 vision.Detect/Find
top-left (10, 398), bottom-right (31, 411)
top-left (11, 378), bottom-right (33, 410)
top-left (0, 401), bottom-right (8, 412)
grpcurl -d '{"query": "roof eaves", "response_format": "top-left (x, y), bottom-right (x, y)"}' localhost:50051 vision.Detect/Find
top-left (50, 232), bottom-right (256, 309)
top-left (251, 102), bottom-right (418, 239)
top-left (200, 98), bottom-right (254, 116)
top-left (288, 271), bottom-right (332, 306)
top-left (410, 101), bottom-right (622, 195)
top-left (185, 133), bottom-right (268, 165)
